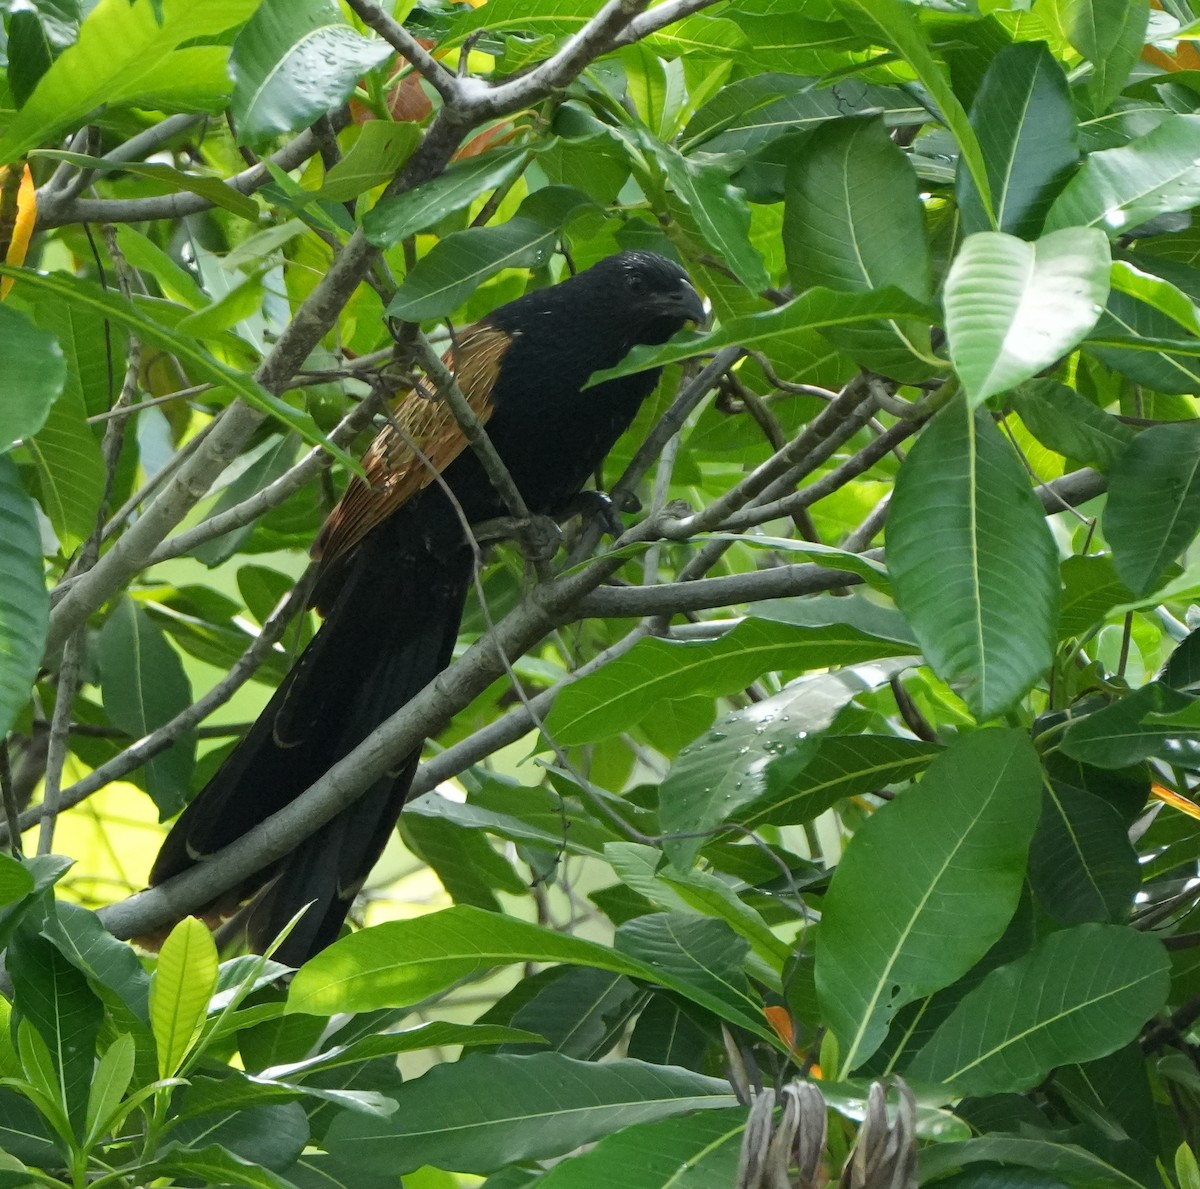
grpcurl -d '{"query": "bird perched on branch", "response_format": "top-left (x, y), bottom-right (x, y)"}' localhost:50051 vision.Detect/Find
top-left (149, 250), bottom-right (704, 966)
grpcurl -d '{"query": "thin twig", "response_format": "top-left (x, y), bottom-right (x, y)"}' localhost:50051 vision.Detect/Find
top-left (39, 633), bottom-right (82, 855)
top-left (344, 0), bottom-right (461, 104)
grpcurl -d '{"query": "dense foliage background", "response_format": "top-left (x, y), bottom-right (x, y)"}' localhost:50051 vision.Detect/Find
top-left (6, 0), bottom-right (1200, 1184)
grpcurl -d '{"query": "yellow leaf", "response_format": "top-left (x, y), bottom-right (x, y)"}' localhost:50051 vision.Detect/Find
top-left (0, 164), bottom-right (35, 299)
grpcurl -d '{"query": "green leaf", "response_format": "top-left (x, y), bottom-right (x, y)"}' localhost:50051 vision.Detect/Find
top-left (1103, 423), bottom-right (1200, 595)
top-left (545, 619), bottom-right (913, 746)
top-left (908, 924), bottom-right (1168, 1094)
top-left (44, 901), bottom-right (152, 1027)
top-left (1010, 378), bottom-right (1135, 472)
top-left (944, 228), bottom-right (1110, 405)
top-left (364, 147), bottom-right (532, 247)
top-left (657, 661), bottom-right (913, 870)
top-left (957, 42), bottom-right (1077, 238)
top-left (287, 905), bottom-right (772, 1038)
top-left (386, 187), bottom-right (593, 321)
top-left (0, 856), bottom-right (34, 909)
top-left (1087, 289), bottom-right (1200, 394)
top-left (682, 73), bottom-right (919, 157)
top-left (662, 150), bottom-right (767, 293)
top-left (783, 116), bottom-right (932, 377)
top-left (528, 1107), bottom-right (746, 1188)
top-left (0, 0), bottom-right (257, 164)
top-left (610, 847), bottom-right (789, 974)
top-left (0, 304), bottom-right (65, 449)
top-left (259, 1022), bottom-right (546, 1080)
top-left (98, 597), bottom-right (195, 815)
top-left (734, 733), bottom-right (941, 831)
top-left (230, 0), bottom-right (392, 144)
top-left (150, 917), bottom-right (218, 1079)
top-left (1059, 554), bottom-right (1137, 640)
top-left (312, 120), bottom-right (421, 202)
top-left (132, 1143), bottom-right (305, 1189)
top-left (1029, 784), bottom-right (1140, 924)
top-left (1045, 113), bottom-right (1200, 235)
top-left (887, 400), bottom-right (1060, 721)
top-left (1057, 0), bottom-right (1149, 115)
top-left (192, 434), bottom-right (300, 566)
top-left (7, 927), bottom-right (104, 1135)
top-left (24, 382), bottom-right (106, 552)
top-left (785, 117), bottom-right (931, 301)
top-left (84, 1033), bottom-right (135, 1147)
top-left (919, 1136), bottom-right (1147, 1187)
top-left (0, 458), bottom-right (47, 742)
top-left (839, 0), bottom-right (994, 226)
top-left (323, 1053), bottom-right (735, 1176)
top-left (5, 6), bottom-right (71, 110)
top-left (815, 729), bottom-right (1042, 1073)
top-left (1059, 681), bottom-right (1200, 768)
top-left (0, 266), bottom-right (359, 471)
top-left (32, 149), bottom-right (260, 221)
top-left (591, 285), bottom-right (935, 384)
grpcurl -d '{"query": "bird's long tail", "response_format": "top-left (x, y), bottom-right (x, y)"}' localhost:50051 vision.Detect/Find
top-left (149, 515), bottom-right (473, 966)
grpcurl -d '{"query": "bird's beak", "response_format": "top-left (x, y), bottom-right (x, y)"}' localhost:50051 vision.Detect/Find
top-left (654, 280), bottom-right (708, 327)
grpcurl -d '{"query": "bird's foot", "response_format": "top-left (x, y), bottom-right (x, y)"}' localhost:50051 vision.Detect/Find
top-left (562, 489), bottom-right (636, 539)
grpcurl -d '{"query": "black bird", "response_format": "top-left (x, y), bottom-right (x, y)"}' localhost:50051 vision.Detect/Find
top-left (149, 250), bottom-right (704, 965)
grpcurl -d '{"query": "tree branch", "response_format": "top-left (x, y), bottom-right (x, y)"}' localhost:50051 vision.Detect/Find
top-left (345, 0), bottom-right (461, 104)
top-left (144, 390), bottom-right (383, 567)
top-left (36, 118), bottom-right (342, 229)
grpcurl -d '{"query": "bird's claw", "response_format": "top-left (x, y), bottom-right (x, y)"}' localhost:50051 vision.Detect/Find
top-left (565, 490), bottom-right (629, 538)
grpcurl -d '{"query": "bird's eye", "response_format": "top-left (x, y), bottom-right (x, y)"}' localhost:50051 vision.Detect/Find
top-left (626, 273), bottom-right (647, 294)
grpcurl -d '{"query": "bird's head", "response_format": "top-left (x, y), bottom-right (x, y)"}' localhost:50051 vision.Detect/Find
top-left (583, 250), bottom-right (707, 346)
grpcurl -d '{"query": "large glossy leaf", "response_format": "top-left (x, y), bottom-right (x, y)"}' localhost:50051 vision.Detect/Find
top-left (386, 187), bottom-right (593, 321)
top-left (1045, 113), bottom-right (1200, 234)
top-left (534, 1107), bottom-right (746, 1188)
top-left (815, 729), bottom-right (1042, 1073)
top-left (663, 149), bottom-right (767, 293)
top-left (310, 120), bottom-right (420, 202)
top-left (287, 905), bottom-right (772, 1038)
top-left (98, 598), bottom-right (195, 816)
top-left (364, 148), bottom-right (532, 247)
top-left (594, 284), bottom-right (933, 383)
top-left (1059, 681), bottom-right (1200, 768)
top-left (323, 1054), bottom-right (735, 1176)
top-left (943, 228), bottom-right (1110, 405)
top-left (839, 0), bottom-right (993, 225)
top-left (0, 458), bottom-right (48, 741)
top-left (681, 73), bottom-right (918, 157)
top-left (0, 304), bottom-right (65, 449)
top-left (24, 381), bottom-right (105, 553)
top-left (908, 924), bottom-right (1168, 1095)
top-left (920, 1136), bottom-right (1147, 1187)
top-left (129, 1144), bottom-right (303, 1189)
top-left (546, 619), bottom-right (911, 746)
top-left (957, 42), bottom-right (1077, 238)
top-left (657, 661), bottom-right (913, 870)
top-left (230, 0), bottom-right (391, 143)
top-left (784, 116), bottom-right (931, 377)
top-left (1057, 0), bottom-right (1149, 115)
top-left (1103, 423), bottom-right (1200, 594)
top-left (887, 400), bottom-right (1060, 721)
top-left (734, 733), bottom-right (941, 831)
top-left (1010, 378), bottom-right (1135, 471)
top-left (1029, 784), bottom-right (1140, 924)
top-left (7, 927), bottom-right (104, 1134)
top-left (0, 0), bottom-right (255, 164)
